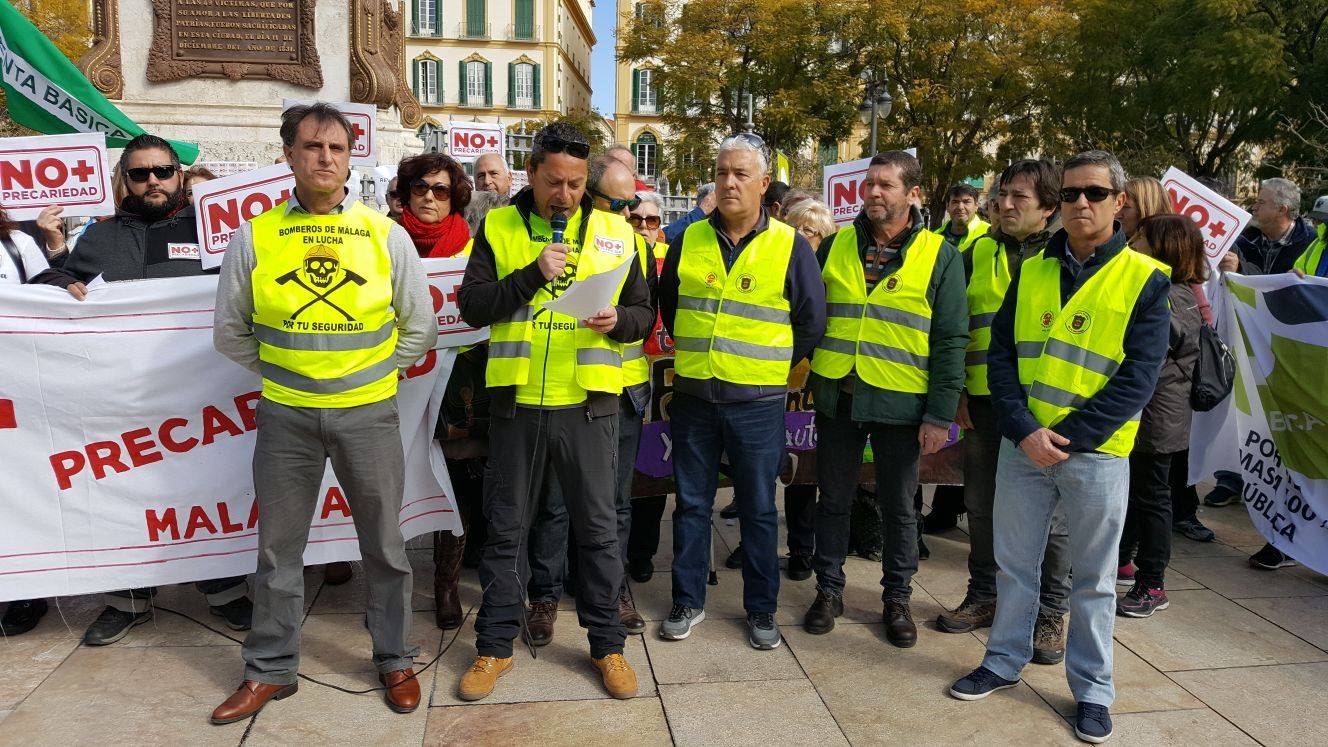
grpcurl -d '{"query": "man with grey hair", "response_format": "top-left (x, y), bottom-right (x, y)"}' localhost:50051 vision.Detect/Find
top-left (211, 102), bottom-right (437, 722)
top-left (949, 150), bottom-right (1171, 745)
top-left (657, 134), bottom-right (825, 651)
top-left (473, 152), bottom-right (512, 197)
top-left (1222, 176), bottom-right (1317, 276)
top-left (664, 181), bottom-right (716, 242)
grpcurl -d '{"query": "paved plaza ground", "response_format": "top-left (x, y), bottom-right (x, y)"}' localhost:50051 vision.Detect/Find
top-left (2, 488), bottom-right (1327, 746)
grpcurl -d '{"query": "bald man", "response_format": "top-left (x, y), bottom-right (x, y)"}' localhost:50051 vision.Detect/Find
top-left (474, 153), bottom-right (512, 197)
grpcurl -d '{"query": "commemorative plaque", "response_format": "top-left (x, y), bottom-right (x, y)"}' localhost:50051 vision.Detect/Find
top-left (146, 0), bottom-right (323, 88)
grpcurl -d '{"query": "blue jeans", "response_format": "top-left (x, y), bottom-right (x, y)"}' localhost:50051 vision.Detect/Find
top-left (670, 392), bottom-right (784, 614)
top-left (982, 441), bottom-right (1128, 706)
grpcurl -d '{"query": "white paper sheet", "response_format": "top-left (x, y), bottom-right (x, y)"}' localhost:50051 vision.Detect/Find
top-left (541, 256), bottom-right (633, 320)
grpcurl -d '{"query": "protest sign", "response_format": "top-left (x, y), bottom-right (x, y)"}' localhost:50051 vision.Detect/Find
top-left (509, 168), bottom-right (528, 196)
top-left (0, 272), bottom-right (471, 602)
top-left (0, 132), bottom-right (113, 220)
top-left (282, 99), bottom-right (378, 165)
top-left (1225, 273), bottom-right (1328, 574)
top-left (447, 122), bottom-right (505, 162)
top-left (1161, 167), bottom-right (1251, 276)
top-left (193, 163), bottom-right (295, 270)
top-left (823, 156), bottom-right (872, 226)
top-left (424, 256), bottom-right (489, 348)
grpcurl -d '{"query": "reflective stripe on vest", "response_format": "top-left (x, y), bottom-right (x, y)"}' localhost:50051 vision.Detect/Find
top-left (622, 232), bottom-right (655, 387)
top-left (673, 218), bottom-right (795, 385)
top-left (1012, 247), bottom-right (1168, 457)
top-left (810, 225), bottom-right (944, 393)
top-left (965, 235), bottom-right (1014, 395)
top-left (483, 205), bottom-right (634, 393)
top-left (249, 201), bottom-right (399, 408)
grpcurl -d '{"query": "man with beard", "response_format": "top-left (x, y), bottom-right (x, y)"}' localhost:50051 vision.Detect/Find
top-left (52, 134), bottom-right (255, 645)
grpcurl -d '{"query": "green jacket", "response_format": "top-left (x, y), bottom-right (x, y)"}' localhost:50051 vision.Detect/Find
top-left (810, 208), bottom-right (969, 426)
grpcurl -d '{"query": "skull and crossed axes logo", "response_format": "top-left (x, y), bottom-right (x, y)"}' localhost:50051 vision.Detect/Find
top-left (274, 245), bottom-right (367, 321)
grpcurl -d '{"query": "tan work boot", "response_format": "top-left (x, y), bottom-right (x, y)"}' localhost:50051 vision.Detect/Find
top-left (591, 653), bottom-right (638, 699)
top-left (1032, 612), bottom-right (1066, 665)
top-left (937, 595), bottom-right (997, 634)
top-left (458, 655), bottom-right (513, 701)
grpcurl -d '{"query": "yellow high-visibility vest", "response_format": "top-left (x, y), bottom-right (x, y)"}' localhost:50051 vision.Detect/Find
top-left (250, 201), bottom-right (399, 408)
top-left (1293, 223), bottom-right (1326, 276)
top-left (1013, 247), bottom-right (1168, 456)
top-left (965, 235), bottom-right (1014, 395)
top-left (622, 232), bottom-right (656, 388)
top-left (936, 215), bottom-right (990, 253)
top-left (811, 225), bottom-right (944, 393)
top-left (673, 218), bottom-right (795, 386)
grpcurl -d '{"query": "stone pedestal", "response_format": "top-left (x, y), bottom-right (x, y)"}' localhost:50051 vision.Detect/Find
top-left (80, 0), bottom-right (423, 165)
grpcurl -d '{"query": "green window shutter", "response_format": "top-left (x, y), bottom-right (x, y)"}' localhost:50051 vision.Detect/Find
top-left (412, 60), bottom-right (420, 98)
top-left (507, 62), bottom-right (516, 107)
top-left (466, 0), bottom-right (485, 37)
top-left (631, 69), bottom-right (640, 113)
top-left (411, 0), bottom-right (418, 34)
top-left (533, 64), bottom-right (541, 109)
top-left (516, 0), bottom-right (534, 39)
top-left (433, 0), bottom-right (442, 36)
top-left (458, 61), bottom-right (467, 106)
top-left (484, 61), bottom-right (493, 107)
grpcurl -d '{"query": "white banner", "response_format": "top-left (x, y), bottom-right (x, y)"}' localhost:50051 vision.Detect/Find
top-left (0, 260), bottom-right (480, 602)
top-left (194, 161), bottom-right (259, 179)
top-left (0, 133), bottom-right (114, 220)
top-left (282, 99), bottom-right (378, 166)
top-left (192, 163), bottom-right (296, 270)
top-left (1226, 272), bottom-right (1328, 574)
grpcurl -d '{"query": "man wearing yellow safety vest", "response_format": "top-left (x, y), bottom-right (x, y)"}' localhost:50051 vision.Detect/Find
top-left (935, 183), bottom-right (991, 253)
top-left (211, 104), bottom-right (438, 722)
top-left (525, 155), bottom-right (655, 644)
top-left (657, 135), bottom-right (826, 651)
top-left (454, 124), bottom-right (654, 701)
top-left (801, 151), bottom-right (968, 646)
top-left (949, 151), bottom-right (1171, 746)
top-left (938, 160), bottom-right (1073, 668)
top-left (1292, 196), bottom-right (1327, 278)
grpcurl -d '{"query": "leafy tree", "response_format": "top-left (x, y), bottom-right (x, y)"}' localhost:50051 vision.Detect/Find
top-left (1, 0), bottom-right (89, 137)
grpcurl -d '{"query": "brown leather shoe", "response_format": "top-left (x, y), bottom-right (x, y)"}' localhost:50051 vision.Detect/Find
top-left (434, 530), bottom-right (466, 630)
top-left (619, 590), bottom-right (645, 634)
top-left (324, 561), bottom-right (353, 586)
top-left (380, 668), bottom-right (422, 713)
top-left (884, 601), bottom-right (917, 648)
top-left (591, 653), bottom-right (638, 699)
top-left (526, 600), bottom-right (557, 646)
top-left (458, 655), bottom-right (513, 701)
top-left (210, 680), bottom-right (297, 725)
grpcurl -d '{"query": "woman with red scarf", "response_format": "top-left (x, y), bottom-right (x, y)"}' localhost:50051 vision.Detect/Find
top-left (395, 153), bottom-right (473, 257)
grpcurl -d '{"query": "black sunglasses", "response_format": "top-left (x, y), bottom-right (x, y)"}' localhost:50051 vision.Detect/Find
top-left (125, 165), bottom-right (179, 183)
top-left (410, 180), bottom-right (452, 200)
top-left (628, 213), bottom-right (661, 229)
top-left (535, 134), bottom-right (591, 159)
top-left (1060, 186), bottom-right (1117, 204)
top-left (590, 187), bottom-right (640, 213)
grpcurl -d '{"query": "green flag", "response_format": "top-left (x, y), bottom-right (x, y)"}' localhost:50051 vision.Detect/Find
top-left (0, 0), bottom-right (199, 163)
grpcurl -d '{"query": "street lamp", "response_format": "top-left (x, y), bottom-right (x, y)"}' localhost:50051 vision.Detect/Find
top-left (858, 81), bottom-right (893, 157)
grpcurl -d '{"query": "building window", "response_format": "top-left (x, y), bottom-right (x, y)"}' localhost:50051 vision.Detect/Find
top-left (514, 0), bottom-right (535, 40)
top-left (634, 133), bottom-right (658, 179)
top-left (460, 60), bottom-right (491, 107)
top-left (413, 59), bottom-right (438, 104)
top-left (633, 68), bottom-right (656, 114)
top-left (414, 0), bottom-right (439, 35)
top-left (510, 62), bottom-right (538, 109)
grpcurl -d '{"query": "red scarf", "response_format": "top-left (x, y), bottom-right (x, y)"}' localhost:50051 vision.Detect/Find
top-left (401, 208), bottom-right (471, 258)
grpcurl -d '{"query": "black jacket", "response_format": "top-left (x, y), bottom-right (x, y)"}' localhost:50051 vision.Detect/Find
top-left (1234, 217), bottom-right (1318, 275)
top-left (457, 188), bottom-right (654, 418)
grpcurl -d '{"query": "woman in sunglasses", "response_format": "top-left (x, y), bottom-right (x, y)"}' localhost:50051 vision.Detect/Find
top-left (394, 153), bottom-right (473, 258)
top-left (627, 190), bottom-right (665, 246)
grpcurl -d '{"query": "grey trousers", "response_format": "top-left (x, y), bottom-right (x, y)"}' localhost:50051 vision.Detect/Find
top-left (242, 397), bottom-right (419, 685)
top-left (964, 396), bottom-right (1071, 616)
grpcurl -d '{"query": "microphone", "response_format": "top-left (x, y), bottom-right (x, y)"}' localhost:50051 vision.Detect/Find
top-left (550, 210), bottom-right (567, 245)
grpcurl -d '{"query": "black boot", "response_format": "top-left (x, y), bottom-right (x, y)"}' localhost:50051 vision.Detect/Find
top-left (803, 590), bottom-right (843, 635)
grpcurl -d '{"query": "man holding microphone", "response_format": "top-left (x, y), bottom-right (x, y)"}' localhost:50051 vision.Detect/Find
top-left (456, 123), bottom-right (654, 701)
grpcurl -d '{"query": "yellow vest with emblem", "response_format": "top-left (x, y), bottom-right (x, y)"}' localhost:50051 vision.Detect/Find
top-left (1013, 247), bottom-right (1168, 457)
top-left (673, 218), bottom-right (796, 386)
top-left (621, 232), bottom-right (656, 387)
top-left (250, 201), bottom-right (400, 408)
top-left (811, 226), bottom-right (944, 393)
top-left (935, 215), bottom-right (990, 253)
top-left (965, 235), bottom-right (1014, 395)
top-left (483, 205), bottom-right (635, 394)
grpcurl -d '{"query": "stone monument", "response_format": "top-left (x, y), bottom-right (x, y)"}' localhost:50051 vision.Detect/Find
top-left (77, 0), bottom-right (423, 166)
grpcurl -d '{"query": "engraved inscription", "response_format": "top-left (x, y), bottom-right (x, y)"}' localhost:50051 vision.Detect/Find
top-left (171, 0), bottom-right (300, 65)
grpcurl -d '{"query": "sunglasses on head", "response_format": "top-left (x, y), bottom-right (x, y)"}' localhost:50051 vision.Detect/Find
top-left (535, 135), bottom-right (591, 159)
top-left (1060, 186), bottom-right (1117, 204)
top-left (410, 180), bottom-right (452, 200)
top-left (628, 213), bottom-right (661, 229)
top-left (125, 165), bottom-right (178, 183)
top-left (590, 187), bottom-right (640, 213)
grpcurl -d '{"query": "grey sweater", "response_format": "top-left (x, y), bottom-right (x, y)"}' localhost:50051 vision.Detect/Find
top-left (213, 190), bottom-right (437, 373)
